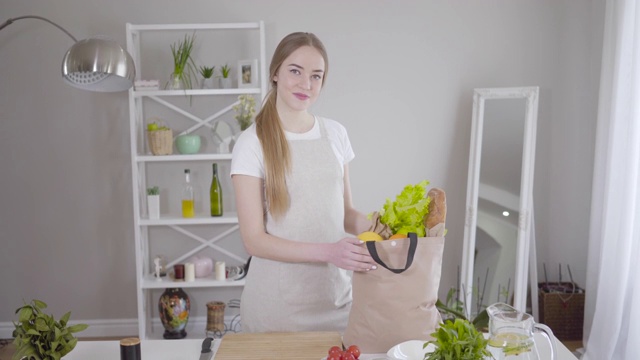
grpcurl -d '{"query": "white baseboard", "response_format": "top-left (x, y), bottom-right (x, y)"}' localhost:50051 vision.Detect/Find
top-left (0, 316), bottom-right (241, 339)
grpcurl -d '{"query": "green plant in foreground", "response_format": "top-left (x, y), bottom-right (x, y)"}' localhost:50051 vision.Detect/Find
top-left (424, 318), bottom-right (492, 360)
top-left (436, 287), bottom-right (489, 331)
top-left (12, 299), bottom-right (88, 360)
top-left (147, 186), bottom-right (160, 196)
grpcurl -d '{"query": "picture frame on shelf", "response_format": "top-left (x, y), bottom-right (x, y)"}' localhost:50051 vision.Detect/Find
top-left (237, 59), bottom-right (258, 88)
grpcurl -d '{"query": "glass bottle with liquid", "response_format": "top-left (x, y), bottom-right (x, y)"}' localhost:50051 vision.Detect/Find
top-left (210, 163), bottom-right (223, 216)
top-left (181, 169), bottom-right (195, 218)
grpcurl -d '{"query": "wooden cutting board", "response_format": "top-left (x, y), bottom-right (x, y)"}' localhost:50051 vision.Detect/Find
top-left (214, 331), bottom-right (343, 360)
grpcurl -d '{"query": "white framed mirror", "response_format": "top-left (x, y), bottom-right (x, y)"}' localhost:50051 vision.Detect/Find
top-left (461, 86), bottom-right (539, 316)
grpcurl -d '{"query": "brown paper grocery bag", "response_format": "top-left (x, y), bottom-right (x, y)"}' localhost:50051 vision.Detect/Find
top-left (343, 232), bottom-right (444, 354)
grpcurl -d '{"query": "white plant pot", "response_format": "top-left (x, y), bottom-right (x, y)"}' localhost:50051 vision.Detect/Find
top-left (219, 77), bottom-right (232, 89)
top-left (147, 195), bottom-right (160, 219)
top-left (201, 78), bottom-right (214, 89)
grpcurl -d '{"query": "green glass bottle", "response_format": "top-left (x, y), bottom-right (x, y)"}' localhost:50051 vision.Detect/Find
top-left (210, 163), bottom-right (223, 216)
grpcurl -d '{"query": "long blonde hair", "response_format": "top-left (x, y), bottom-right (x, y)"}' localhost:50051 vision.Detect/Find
top-left (256, 32), bottom-right (329, 220)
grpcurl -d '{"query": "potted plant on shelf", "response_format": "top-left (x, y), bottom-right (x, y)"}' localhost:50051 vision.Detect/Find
top-left (199, 65), bottom-right (215, 89)
top-left (219, 64), bottom-right (232, 89)
top-left (12, 299), bottom-right (88, 360)
top-left (147, 186), bottom-right (161, 220)
top-left (167, 33), bottom-right (196, 90)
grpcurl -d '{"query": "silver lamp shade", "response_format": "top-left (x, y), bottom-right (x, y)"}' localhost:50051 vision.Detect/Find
top-left (62, 37), bottom-right (135, 92)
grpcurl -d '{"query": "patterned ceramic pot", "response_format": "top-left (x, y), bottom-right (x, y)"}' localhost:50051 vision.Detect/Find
top-left (158, 288), bottom-right (190, 339)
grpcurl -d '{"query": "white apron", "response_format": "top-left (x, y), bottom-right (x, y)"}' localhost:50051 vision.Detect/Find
top-left (240, 118), bottom-right (352, 332)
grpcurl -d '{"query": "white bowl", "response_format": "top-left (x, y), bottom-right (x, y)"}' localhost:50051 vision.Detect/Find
top-left (387, 340), bottom-right (436, 360)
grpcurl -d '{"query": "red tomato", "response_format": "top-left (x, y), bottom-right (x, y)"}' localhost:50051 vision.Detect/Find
top-left (328, 346), bottom-right (342, 356)
top-left (347, 345), bottom-right (361, 359)
top-left (326, 354), bottom-right (341, 360)
top-left (341, 351), bottom-right (356, 360)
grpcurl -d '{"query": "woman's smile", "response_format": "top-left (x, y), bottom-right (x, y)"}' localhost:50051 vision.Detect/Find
top-left (294, 92), bottom-right (310, 100)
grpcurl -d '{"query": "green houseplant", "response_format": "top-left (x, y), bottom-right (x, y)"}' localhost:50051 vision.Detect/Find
top-left (199, 66), bottom-right (214, 79)
top-left (12, 299), bottom-right (88, 360)
top-left (147, 186), bottom-right (160, 196)
top-left (146, 186), bottom-right (161, 219)
top-left (219, 64), bottom-right (232, 89)
top-left (199, 66), bottom-right (215, 89)
top-left (167, 33), bottom-right (197, 90)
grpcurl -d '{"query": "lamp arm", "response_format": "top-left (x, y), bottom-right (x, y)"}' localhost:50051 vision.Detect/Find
top-left (0, 15), bottom-right (77, 42)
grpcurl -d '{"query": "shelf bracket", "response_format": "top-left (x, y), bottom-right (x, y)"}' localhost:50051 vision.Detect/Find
top-left (165, 224), bottom-right (245, 266)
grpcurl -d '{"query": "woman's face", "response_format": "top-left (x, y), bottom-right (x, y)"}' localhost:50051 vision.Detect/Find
top-left (273, 45), bottom-right (325, 113)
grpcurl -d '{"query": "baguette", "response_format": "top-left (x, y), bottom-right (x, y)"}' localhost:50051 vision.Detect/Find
top-left (424, 188), bottom-right (446, 237)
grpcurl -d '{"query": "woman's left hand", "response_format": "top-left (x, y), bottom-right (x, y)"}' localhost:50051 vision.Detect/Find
top-left (327, 237), bottom-right (378, 272)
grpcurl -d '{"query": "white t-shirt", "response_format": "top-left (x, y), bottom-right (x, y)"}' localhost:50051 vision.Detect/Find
top-left (230, 116), bottom-right (355, 178)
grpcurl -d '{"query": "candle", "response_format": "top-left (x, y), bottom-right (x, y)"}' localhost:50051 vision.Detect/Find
top-left (174, 264), bottom-right (185, 280)
top-left (184, 262), bottom-right (195, 282)
top-left (215, 261), bottom-right (226, 281)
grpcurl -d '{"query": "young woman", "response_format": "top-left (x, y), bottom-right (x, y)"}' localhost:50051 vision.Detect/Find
top-left (231, 32), bottom-right (378, 332)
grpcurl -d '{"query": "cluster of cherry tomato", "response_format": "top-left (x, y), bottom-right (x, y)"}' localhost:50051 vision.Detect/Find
top-left (326, 345), bottom-right (361, 360)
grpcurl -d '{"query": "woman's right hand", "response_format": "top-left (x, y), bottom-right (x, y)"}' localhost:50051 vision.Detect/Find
top-left (328, 237), bottom-right (378, 272)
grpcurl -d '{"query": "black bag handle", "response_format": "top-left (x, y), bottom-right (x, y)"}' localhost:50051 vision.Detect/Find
top-left (366, 232), bottom-right (418, 274)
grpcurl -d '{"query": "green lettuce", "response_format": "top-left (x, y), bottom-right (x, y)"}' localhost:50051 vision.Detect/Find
top-left (380, 180), bottom-right (431, 237)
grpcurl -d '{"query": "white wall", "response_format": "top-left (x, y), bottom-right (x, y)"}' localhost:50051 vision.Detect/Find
top-left (0, 0), bottom-right (603, 333)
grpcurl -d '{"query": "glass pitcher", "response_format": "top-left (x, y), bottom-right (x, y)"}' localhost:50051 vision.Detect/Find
top-left (486, 303), bottom-right (557, 360)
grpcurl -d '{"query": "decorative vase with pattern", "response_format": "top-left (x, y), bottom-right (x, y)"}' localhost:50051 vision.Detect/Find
top-left (158, 287), bottom-right (190, 339)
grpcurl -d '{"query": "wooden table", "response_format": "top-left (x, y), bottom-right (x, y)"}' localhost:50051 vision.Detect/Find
top-left (65, 331), bottom-right (578, 359)
top-left (214, 331), bottom-right (343, 360)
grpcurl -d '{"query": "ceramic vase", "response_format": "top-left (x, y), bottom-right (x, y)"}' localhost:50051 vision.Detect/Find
top-left (158, 287), bottom-right (190, 339)
top-left (147, 195), bottom-right (160, 220)
top-left (201, 77), bottom-right (214, 89)
top-left (219, 77), bottom-right (232, 89)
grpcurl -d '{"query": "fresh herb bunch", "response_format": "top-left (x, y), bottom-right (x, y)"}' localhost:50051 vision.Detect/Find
top-left (220, 64), bottom-right (231, 78)
top-left (436, 287), bottom-right (489, 331)
top-left (12, 299), bottom-right (88, 360)
top-left (147, 186), bottom-right (160, 196)
top-left (233, 94), bottom-right (256, 131)
top-left (168, 33), bottom-right (197, 89)
top-left (199, 65), bottom-right (215, 79)
top-left (423, 318), bottom-right (492, 360)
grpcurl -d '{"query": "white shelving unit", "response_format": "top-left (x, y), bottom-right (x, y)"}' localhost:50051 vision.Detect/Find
top-left (126, 21), bottom-right (267, 339)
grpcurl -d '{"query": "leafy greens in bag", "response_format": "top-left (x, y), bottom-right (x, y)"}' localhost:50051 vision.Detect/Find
top-left (379, 180), bottom-right (431, 237)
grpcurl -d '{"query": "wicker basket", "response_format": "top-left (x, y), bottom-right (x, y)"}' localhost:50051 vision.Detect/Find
top-left (147, 129), bottom-right (173, 155)
top-left (538, 282), bottom-right (585, 341)
top-left (206, 301), bottom-right (226, 333)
